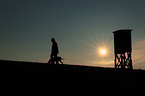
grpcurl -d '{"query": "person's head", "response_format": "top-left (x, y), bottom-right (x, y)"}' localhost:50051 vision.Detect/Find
top-left (51, 38), bottom-right (55, 43)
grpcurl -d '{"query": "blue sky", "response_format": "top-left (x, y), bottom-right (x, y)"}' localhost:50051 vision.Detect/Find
top-left (1, 0), bottom-right (145, 69)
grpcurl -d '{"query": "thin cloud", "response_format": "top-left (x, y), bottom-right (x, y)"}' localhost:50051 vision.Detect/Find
top-left (133, 40), bottom-right (145, 65)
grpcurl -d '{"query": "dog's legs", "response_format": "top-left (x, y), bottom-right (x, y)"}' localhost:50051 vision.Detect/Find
top-left (56, 60), bottom-right (58, 64)
top-left (60, 60), bottom-right (63, 64)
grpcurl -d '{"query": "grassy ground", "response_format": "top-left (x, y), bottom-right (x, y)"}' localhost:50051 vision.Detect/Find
top-left (0, 60), bottom-right (145, 95)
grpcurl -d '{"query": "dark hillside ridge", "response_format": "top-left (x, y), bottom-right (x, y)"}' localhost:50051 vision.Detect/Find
top-left (0, 60), bottom-right (145, 95)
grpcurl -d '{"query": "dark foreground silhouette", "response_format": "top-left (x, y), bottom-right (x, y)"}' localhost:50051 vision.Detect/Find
top-left (1, 60), bottom-right (145, 95)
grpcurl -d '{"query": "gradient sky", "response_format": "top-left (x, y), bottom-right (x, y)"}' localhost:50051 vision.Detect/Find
top-left (1, 0), bottom-right (145, 69)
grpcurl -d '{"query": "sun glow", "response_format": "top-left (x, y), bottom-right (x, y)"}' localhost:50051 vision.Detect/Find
top-left (85, 34), bottom-right (113, 66)
top-left (100, 49), bottom-right (106, 55)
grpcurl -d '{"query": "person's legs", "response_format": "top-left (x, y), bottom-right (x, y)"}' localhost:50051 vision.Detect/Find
top-left (54, 54), bottom-right (58, 64)
top-left (51, 55), bottom-right (55, 64)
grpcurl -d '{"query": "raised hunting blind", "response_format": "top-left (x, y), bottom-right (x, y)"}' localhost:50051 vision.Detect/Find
top-left (113, 29), bottom-right (133, 69)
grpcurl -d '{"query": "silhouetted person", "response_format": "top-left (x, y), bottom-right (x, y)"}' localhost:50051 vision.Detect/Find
top-left (50, 38), bottom-right (59, 64)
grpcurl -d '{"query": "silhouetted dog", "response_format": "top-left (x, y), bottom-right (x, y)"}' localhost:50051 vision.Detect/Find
top-left (47, 56), bottom-right (64, 64)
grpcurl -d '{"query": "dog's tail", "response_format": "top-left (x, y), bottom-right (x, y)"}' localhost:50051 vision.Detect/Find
top-left (60, 57), bottom-right (64, 60)
top-left (59, 56), bottom-right (64, 60)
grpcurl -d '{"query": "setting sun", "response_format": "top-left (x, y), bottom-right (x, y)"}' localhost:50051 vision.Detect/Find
top-left (100, 49), bottom-right (106, 55)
